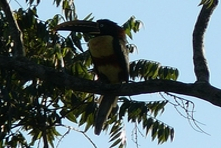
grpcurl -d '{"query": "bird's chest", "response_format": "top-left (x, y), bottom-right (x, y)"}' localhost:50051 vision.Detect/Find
top-left (88, 35), bottom-right (115, 57)
top-left (88, 36), bottom-right (122, 83)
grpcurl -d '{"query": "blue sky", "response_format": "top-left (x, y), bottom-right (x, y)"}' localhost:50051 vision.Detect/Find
top-left (10, 0), bottom-right (221, 147)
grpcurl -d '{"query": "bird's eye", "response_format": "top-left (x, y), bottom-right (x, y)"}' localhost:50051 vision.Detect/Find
top-left (100, 24), bottom-right (104, 28)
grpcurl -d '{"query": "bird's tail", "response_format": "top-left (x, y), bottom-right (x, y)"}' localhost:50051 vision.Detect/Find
top-left (94, 95), bottom-right (118, 135)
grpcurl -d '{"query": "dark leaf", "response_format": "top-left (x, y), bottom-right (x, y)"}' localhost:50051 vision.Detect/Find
top-left (110, 138), bottom-right (122, 148)
top-left (143, 118), bottom-right (154, 136)
top-left (119, 100), bottom-right (130, 119)
top-left (109, 131), bottom-right (121, 142)
top-left (170, 128), bottom-right (175, 141)
top-left (151, 121), bottom-right (159, 141)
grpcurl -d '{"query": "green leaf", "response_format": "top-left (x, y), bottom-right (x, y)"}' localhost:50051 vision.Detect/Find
top-left (157, 124), bottom-right (165, 144)
top-left (151, 121), bottom-right (159, 141)
top-left (109, 131), bottom-right (121, 142)
top-left (109, 122), bottom-right (122, 138)
top-left (110, 138), bottom-right (121, 148)
top-left (83, 13), bottom-right (94, 21)
top-left (129, 60), bottom-right (162, 80)
top-left (158, 66), bottom-right (179, 80)
top-left (198, 0), bottom-right (214, 7)
top-left (164, 126), bottom-right (170, 141)
top-left (84, 113), bottom-right (94, 132)
top-left (143, 118), bottom-right (154, 136)
top-left (65, 111), bottom-right (77, 123)
top-left (123, 16), bottom-right (142, 39)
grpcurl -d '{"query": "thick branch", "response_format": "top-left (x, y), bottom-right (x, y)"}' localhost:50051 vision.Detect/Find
top-left (192, 1), bottom-right (218, 82)
top-left (1, 56), bottom-right (221, 107)
top-left (0, 0), bottom-right (25, 56)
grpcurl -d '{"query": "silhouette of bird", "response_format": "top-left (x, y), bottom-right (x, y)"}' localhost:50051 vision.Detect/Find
top-left (55, 19), bottom-right (129, 135)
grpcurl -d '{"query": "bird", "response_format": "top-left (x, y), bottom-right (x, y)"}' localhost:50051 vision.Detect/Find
top-left (55, 19), bottom-right (129, 135)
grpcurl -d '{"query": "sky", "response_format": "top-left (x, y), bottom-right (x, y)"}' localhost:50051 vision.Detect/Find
top-left (10, 0), bottom-right (221, 148)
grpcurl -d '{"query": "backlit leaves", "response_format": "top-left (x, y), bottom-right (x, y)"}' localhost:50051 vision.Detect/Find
top-left (142, 118), bottom-right (174, 144)
top-left (158, 66), bottom-right (179, 80)
top-left (0, 5), bottom-right (96, 147)
top-left (102, 98), bottom-right (173, 147)
top-left (115, 98), bottom-right (175, 145)
top-left (109, 121), bottom-right (125, 148)
top-left (130, 60), bottom-right (179, 81)
top-left (119, 99), bottom-right (168, 121)
top-left (26, 0), bottom-right (41, 5)
top-left (0, 1), bottom-right (179, 147)
top-left (123, 16), bottom-right (142, 39)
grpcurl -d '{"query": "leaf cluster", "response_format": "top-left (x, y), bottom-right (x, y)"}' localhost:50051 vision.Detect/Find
top-left (130, 60), bottom-right (178, 81)
top-left (121, 98), bottom-right (174, 144)
top-left (94, 98), bottom-right (174, 147)
top-left (0, 1), bottom-right (178, 147)
top-left (123, 16), bottom-right (142, 39)
top-left (0, 5), bottom-right (94, 147)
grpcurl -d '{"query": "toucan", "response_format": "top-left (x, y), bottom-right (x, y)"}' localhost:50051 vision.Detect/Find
top-left (55, 19), bottom-right (129, 135)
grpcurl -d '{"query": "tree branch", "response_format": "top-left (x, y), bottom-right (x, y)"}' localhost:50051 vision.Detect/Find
top-left (0, 0), bottom-right (25, 57)
top-left (192, 0), bottom-right (218, 82)
top-left (1, 56), bottom-right (221, 107)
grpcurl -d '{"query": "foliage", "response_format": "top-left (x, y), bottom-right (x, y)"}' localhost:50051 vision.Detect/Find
top-left (130, 60), bottom-right (178, 81)
top-left (0, 0), bottom-right (179, 147)
top-left (199, 0), bottom-right (214, 7)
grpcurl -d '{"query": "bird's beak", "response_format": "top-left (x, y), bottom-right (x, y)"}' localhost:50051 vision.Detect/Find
top-left (54, 20), bottom-right (100, 34)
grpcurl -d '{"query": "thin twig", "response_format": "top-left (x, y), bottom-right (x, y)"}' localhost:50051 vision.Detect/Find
top-left (56, 128), bottom-right (71, 148)
top-left (131, 122), bottom-right (140, 148)
top-left (12, 0), bottom-right (23, 8)
top-left (58, 124), bottom-right (97, 148)
top-left (161, 92), bottom-right (209, 135)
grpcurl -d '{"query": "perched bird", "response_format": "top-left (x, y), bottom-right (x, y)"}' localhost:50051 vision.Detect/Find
top-left (55, 19), bottom-right (129, 135)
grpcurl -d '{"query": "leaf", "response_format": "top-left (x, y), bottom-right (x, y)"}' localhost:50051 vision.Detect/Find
top-left (110, 122), bottom-right (122, 138)
top-left (109, 131), bottom-right (121, 142)
top-left (143, 118), bottom-right (154, 136)
top-left (164, 126), bottom-right (170, 142)
top-left (153, 101), bottom-right (168, 117)
top-left (157, 124), bottom-right (165, 144)
top-left (84, 113), bottom-right (94, 132)
top-left (170, 128), bottom-right (175, 141)
top-left (198, 0), bottom-right (214, 7)
top-left (65, 111), bottom-right (77, 123)
top-left (108, 121), bottom-right (124, 148)
top-left (129, 60), bottom-right (162, 80)
top-left (151, 121), bottom-right (159, 141)
top-left (123, 16), bottom-right (142, 39)
top-left (128, 101), bottom-right (143, 122)
top-left (110, 138), bottom-right (121, 148)
top-left (158, 66), bottom-right (179, 80)
top-left (119, 100), bottom-right (130, 119)
top-left (53, 0), bottom-right (62, 7)
top-left (83, 13), bottom-right (94, 21)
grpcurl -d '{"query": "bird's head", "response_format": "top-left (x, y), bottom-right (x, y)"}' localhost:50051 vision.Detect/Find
top-left (54, 19), bottom-right (125, 40)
